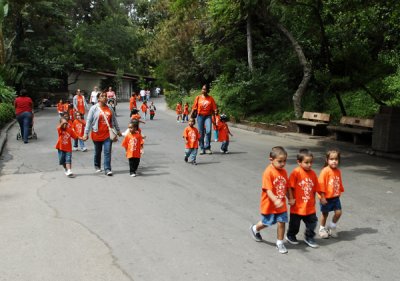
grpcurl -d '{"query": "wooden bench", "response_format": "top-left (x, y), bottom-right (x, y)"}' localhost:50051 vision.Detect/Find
top-left (290, 112), bottom-right (331, 136)
top-left (327, 116), bottom-right (374, 144)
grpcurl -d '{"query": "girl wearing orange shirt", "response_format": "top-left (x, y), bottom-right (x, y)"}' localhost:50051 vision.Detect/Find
top-left (141, 101), bottom-right (148, 120)
top-left (122, 120), bottom-right (144, 177)
top-left (72, 112), bottom-right (87, 151)
top-left (57, 99), bottom-right (64, 117)
top-left (318, 149), bottom-right (345, 239)
top-left (55, 117), bottom-right (80, 177)
top-left (176, 101), bottom-right (183, 122)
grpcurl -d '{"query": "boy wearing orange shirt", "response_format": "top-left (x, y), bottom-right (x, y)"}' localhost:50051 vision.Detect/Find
top-left (176, 101), bottom-right (183, 122)
top-left (182, 118), bottom-right (200, 165)
top-left (55, 117), bottom-right (81, 177)
top-left (121, 120), bottom-right (144, 177)
top-left (217, 114), bottom-right (233, 154)
top-left (182, 102), bottom-right (189, 122)
top-left (318, 149), bottom-right (345, 239)
top-left (72, 112), bottom-right (87, 152)
top-left (286, 149), bottom-right (321, 248)
top-left (57, 99), bottom-right (64, 117)
top-left (141, 101), bottom-right (148, 120)
top-left (129, 92), bottom-right (137, 111)
top-left (250, 146), bottom-right (289, 254)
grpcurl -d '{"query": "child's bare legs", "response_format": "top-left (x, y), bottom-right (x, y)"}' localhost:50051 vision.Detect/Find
top-left (320, 212), bottom-right (329, 227)
top-left (320, 210), bottom-right (341, 238)
top-left (255, 221), bottom-right (267, 232)
top-left (66, 163), bottom-right (71, 170)
top-left (277, 222), bottom-right (285, 241)
top-left (332, 209), bottom-right (342, 224)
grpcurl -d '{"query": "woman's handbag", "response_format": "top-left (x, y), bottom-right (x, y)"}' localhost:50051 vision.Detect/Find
top-left (100, 107), bottom-right (118, 142)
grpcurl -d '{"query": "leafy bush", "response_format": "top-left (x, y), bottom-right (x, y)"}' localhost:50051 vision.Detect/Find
top-left (0, 78), bottom-right (16, 103)
top-left (0, 103), bottom-right (15, 128)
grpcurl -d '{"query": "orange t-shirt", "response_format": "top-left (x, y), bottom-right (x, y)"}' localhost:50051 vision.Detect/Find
top-left (176, 103), bottom-right (182, 114)
top-left (183, 126), bottom-right (200, 149)
top-left (141, 103), bottom-right (148, 113)
top-left (260, 164), bottom-right (289, 215)
top-left (63, 103), bottom-right (69, 112)
top-left (122, 132), bottom-right (144, 158)
top-left (217, 122), bottom-right (230, 142)
top-left (183, 104), bottom-right (189, 115)
top-left (131, 113), bottom-right (141, 121)
top-left (72, 119), bottom-right (86, 137)
top-left (318, 166), bottom-right (344, 199)
top-left (57, 103), bottom-right (64, 113)
top-left (75, 95), bottom-right (86, 114)
top-left (91, 106), bottom-right (112, 141)
top-left (129, 96), bottom-right (137, 111)
top-left (289, 167), bottom-right (321, 215)
top-left (192, 95), bottom-right (217, 116)
top-left (55, 127), bottom-right (78, 152)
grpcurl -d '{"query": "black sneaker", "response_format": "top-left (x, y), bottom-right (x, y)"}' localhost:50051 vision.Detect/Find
top-left (184, 156), bottom-right (188, 162)
top-left (250, 225), bottom-right (262, 242)
top-left (191, 160), bottom-right (197, 165)
top-left (286, 235), bottom-right (300, 245)
top-left (199, 150), bottom-right (205, 155)
top-left (304, 237), bottom-right (319, 248)
top-left (105, 170), bottom-right (113, 176)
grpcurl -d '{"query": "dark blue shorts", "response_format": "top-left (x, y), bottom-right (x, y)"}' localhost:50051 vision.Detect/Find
top-left (320, 197), bottom-right (342, 213)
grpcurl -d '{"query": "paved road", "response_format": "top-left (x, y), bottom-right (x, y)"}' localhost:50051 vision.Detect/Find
top-left (0, 97), bottom-right (399, 281)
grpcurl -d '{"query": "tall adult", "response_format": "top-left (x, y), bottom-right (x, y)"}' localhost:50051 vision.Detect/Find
top-left (83, 91), bottom-right (122, 176)
top-left (106, 86), bottom-right (116, 100)
top-left (191, 84), bottom-right (217, 155)
top-left (14, 89), bottom-right (33, 144)
top-left (90, 86), bottom-right (99, 105)
top-left (140, 88), bottom-right (146, 102)
top-left (73, 89), bottom-right (88, 117)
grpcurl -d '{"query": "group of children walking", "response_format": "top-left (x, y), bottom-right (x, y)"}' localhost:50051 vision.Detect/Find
top-left (250, 146), bottom-right (344, 254)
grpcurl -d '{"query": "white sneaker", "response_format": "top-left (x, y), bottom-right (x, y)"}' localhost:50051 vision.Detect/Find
top-left (130, 173), bottom-right (136, 177)
top-left (66, 170), bottom-right (73, 177)
top-left (95, 167), bottom-right (102, 173)
top-left (319, 227), bottom-right (329, 239)
top-left (328, 227), bottom-right (338, 238)
top-left (276, 243), bottom-right (288, 254)
top-left (73, 147), bottom-right (78, 151)
top-left (81, 147), bottom-right (87, 152)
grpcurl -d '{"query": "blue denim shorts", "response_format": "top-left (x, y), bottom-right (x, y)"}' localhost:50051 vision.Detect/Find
top-left (261, 212), bottom-right (288, 226)
top-left (320, 197), bottom-right (342, 213)
top-left (58, 150), bottom-right (72, 165)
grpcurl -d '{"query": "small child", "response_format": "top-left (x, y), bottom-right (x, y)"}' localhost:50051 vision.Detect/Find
top-left (250, 146), bottom-right (289, 254)
top-left (318, 149), bottom-right (344, 239)
top-left (217, 114), bottom-right (233, 154)
top-left (212, 109), bottom-right (220, 141)
top-left (55, 117), bottom-right (80, 177)
top-left (182, 118), bottom-right (200, 165)
top-left (121, 120), bottom-right (144, 177)
top-left (72, 112), bottom-right (87, 151)
top-left (130, 108), bottom-right (145, 124)
top-left (57, 99), bottom-right (64, 117)
top-left (63, 100), bottom-right (70, 113)
top-left (182, 102), bottom-right (189, 122)
top-left (286, 149), bottom-right (321, 248)
top-left (62, 112), bottom-right (73, 128)
top-left (141, 100), bottom-right (148, 120)
top-left (68, 104), bottom-right (75, 122)
top-left (129, 92), bottom-right (137, 111)
top-left (176, 101), bottom-right (183, 122)
top-left (149, 101), bottom-right (156, 120)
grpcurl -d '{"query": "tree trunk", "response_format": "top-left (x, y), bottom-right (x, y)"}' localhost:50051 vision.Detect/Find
top-left (246, 14), bottom-right (254, 72)
top-left (0, 29), bottom-right (5, 65)
top-left (276, 23), bottom-right (312, 118)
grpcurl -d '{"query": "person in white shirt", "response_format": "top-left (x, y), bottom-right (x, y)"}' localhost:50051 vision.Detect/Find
top-left (90, 86), bottom-right (99, 105)
top-left (140, 89), bottom-right (146, 102)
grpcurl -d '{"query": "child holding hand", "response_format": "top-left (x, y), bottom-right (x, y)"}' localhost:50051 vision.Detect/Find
top-left (182, 118), bottom-right (200, 165)
top-left (121, 120), bottom-right (144, 177)
top-left (250, 146), bottom-right (289, 254)
top-left (217, 114), bottom-right (233, 154)
top-left (286, 149), bottom-right (321, 248)
top-left (72, 112), bottom-right (87, 151)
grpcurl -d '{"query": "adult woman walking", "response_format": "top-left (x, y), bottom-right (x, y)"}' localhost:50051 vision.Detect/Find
top-left (190, 84), bottom-right (217, 154)
top-left (83, 91), bottom-right (121, 176)
top-left (14, 89), bottom-right (33, 144)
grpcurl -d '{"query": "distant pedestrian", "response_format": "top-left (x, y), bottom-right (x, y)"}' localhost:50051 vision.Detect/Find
top-left (182, 102), bottom-right (189, 122)
top-left (176, 101), bottom-right (183, 122)
top-left (55, 117), bottom-right (81, 177)
top-left (217, 114), bottom-right (233, 154)
top-left (72, 112), bottom-right (87, 152)
top-left (121, 120), bottom-right (144, 177)
top-left (90, 86), bottom-right (99, 105)
top-left (129, 92), bottom-right (137, 111)
top-left (149, 101), bottom-right (156, 120)
top-left (14, 89), bottom-right (33, 144)
top-left (182, 118), bottom-right (200, 165)
top-left (286, 149), bottom-right (321, 248)
top-left (250, 146), bottom-right (289, 254)
top-left (318, 149), bottom-right (344, 239)
top-left (57, 99), bottom-right (64, 117)
top-left (145, 88), bottom-right (151, 102)
top-left (212, 108), bottom-right (221, 142)
top-left (141, 100), bottom-right (148, 120)
top-left (73, 89), bottom-right (88, 117)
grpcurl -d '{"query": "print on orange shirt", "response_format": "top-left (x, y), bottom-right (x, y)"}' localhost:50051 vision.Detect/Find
top-left (318, 166), bottom-right (344, 199)
top-left (122, 132), bottom-right (144, 158)
top-left (183, 126), bottom-right (200, 149)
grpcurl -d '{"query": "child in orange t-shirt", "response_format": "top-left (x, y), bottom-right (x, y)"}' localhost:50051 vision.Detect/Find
top-left (176, 101), bottom-right (183, 122)
top-left (129, 92), bottom-right (137, 111)
top-left (55, 117), bottom-right (80, 177)
top-left (212, 108), bottom-right (220, 141)
top-left (72, 111), bottom-right (87, 152)
top-left (62, 112), bottom-right (73, 128)
top-left (141, 101), bottom-right (148, 120)
top-left (182, 118), bottom-right (200, 165)
top-left (182, 102), bottom-right (189, 122)
top-left (318, 149), bottom-right (345, 239)
top-left (217, 114), bottom-right (233, 154)
top-left (286, 149), bottom-right (321, 248)
top-left (250, 146), bottom-right (289, 254)
top-left (57, 99), bottom-right (64, 117)
top-left (121, 120), bottom-right (144, 177)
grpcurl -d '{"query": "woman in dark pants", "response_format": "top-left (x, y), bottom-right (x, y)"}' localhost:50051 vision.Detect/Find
top-left (14, 89), bottom-right (33, 144)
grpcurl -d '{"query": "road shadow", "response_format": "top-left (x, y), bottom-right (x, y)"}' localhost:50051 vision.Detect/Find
top-left (135, 172), bottom-right (171, 177)
top-left (315, 227), bottom-right (378, 246)
top-left (195, 161), bottom-right (221, 165)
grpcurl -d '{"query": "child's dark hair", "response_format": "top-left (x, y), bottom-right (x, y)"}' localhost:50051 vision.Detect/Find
top-left (297, 148), bottom-right (313, 162)
top-left (270, 146), bottom-right (287, 159)
top-left (189, 117), bottom-right (196, 124)
top-left (324, 149), bottom-right (341, 167)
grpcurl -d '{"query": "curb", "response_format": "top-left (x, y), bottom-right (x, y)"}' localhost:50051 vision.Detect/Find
top-left (229, 122), bottom-right (400, 161)
top-left (0, 120), bottom-right (17, 156)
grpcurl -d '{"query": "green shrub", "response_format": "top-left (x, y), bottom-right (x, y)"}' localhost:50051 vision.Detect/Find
top-left (0, 103), bottom-right (15, 128)
top-left (0, 78), bottom-right (16, 103)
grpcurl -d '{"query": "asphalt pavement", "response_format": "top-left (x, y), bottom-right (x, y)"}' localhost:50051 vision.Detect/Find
top-left (0, 97), bottom-right (399, 281)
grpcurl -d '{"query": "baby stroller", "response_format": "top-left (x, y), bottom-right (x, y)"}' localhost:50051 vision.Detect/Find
top-left (16, 115), bottom-right (37, 140)
top-left (107, 98), bottom-right (116, 114)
